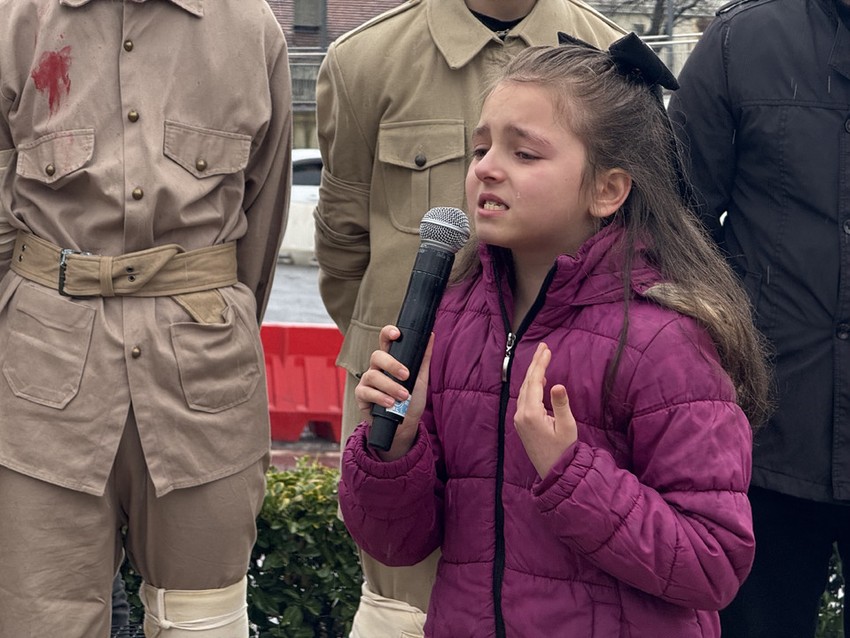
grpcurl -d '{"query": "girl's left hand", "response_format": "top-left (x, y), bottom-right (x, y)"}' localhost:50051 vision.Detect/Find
top-left (514, 342), bottom-right (578, 478)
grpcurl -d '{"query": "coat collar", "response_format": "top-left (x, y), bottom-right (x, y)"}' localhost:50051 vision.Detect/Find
top-left (827, 2), bottom-right (850, 81)
top-left (481, 225), bottom-right (663, 313)
top-left (428, 0), bottom-right (567, 70)
top-left (59, 0), bottom-right (204, 18)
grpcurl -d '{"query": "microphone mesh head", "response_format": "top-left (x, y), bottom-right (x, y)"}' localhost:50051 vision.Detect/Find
top-left (420, 207), bottom-right (471, 254)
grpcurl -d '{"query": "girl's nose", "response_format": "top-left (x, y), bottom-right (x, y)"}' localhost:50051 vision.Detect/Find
top-left (473, 151), bottom-right (504, 182)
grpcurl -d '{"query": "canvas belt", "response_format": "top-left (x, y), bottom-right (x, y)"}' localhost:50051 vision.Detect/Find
top-left (10, 231), bottom-right (237, 323)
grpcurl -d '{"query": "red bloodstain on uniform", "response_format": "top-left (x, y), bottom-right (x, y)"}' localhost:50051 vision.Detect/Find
top-left (31, 46), bottom-right (72, 115)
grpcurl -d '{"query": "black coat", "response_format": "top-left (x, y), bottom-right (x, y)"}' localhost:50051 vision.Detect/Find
top-left (669, 0), bottom-right (850, 503)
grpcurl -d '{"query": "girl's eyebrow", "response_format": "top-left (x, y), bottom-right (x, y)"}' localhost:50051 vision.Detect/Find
top-left (471, 124), bottom-right (489, 140)
top-left (472, 123), bottom-right (553, 150)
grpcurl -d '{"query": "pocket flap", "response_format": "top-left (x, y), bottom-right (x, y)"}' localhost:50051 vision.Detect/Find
top-left (378, 120), bottom-right (465, 170)
top-left (16, 129), bottom-right (94, 184)
top-left (164, 120), bottom-right (251, 178)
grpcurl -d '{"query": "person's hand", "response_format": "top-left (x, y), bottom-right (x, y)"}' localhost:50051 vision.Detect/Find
top-left (514, 342), bottom-right (578, 478)
top-left (354, 325), bottom-right (433, 461)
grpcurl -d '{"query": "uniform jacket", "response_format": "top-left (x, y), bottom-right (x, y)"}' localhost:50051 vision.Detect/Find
top-left (668, 0), bottom-right (850, 502)
top-left (314, 0), bottom-right (623, 395)
top-left (0, 0), bottom-right (292, 496)
top-left (340, 228), bottom-right (755, 637)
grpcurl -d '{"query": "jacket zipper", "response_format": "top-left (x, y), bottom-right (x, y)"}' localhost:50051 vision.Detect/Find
top-left (492, 263), bottom-right (557, 638)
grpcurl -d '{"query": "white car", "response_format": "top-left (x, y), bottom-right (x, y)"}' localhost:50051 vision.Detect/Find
top-left (279, 148), bottom-right (322, 266)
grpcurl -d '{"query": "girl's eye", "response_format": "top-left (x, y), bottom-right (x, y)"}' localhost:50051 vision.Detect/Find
top-left (516, 151), bottom-right (538, 161)
top-left (471, 147), bottom-right (488, 159)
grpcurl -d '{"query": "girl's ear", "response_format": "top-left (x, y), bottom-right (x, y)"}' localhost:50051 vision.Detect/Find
top-left (590, 168), bottom-right (631, 219)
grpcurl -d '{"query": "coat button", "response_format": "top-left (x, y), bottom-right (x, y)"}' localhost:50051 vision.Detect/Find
top-left (131, 346), bottom-right (142, 358)
top-left (124, 40), bottom-right (134, 52)
top-left (127, 109), bottom-right (140, 123)
top-left (414, 153), bottom-right (426, 167)
top-left (195, 158), bottom-right (208, 172)
top-left (132, 187), bottom-right (144, 200)
top-left (45, 163), bottom-right (55, 176)
top-left (838, 323), bottom-right (850, 340)
top-left (843, 220), bottom-right (850, 235)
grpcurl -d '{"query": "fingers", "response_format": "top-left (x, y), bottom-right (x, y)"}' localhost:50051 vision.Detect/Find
top-left (353, 325), bottom-right (410, 419)
top-left (520, 342), bottom-right (550, 403)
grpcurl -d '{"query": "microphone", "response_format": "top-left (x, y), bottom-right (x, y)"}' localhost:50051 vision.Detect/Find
top-left (368, 206), bottom-right (471, 451)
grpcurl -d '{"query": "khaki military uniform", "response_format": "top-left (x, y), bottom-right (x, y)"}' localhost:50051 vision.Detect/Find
top-left (0, 0), bottom-right (291, 634)
top-left (314, 0), bottom-right (623, 632)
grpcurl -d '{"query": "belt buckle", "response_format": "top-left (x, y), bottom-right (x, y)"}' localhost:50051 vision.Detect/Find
top-left (58, 248), bottom-right (92, 297)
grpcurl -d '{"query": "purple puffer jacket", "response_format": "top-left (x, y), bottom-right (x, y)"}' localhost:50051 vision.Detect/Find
top-left (340, 227), bottom-right (755, 637)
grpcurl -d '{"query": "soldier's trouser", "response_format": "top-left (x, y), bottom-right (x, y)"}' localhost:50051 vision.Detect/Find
top-left (0, 406), bottom-right (266, 638)
top-left (341, 371), bottom-right (440, 638)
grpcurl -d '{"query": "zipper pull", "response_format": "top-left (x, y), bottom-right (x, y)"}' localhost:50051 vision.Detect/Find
top-left (502, 332), bottom-right (516, 382)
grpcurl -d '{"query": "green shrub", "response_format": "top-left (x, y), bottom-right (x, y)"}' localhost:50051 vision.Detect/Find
top-left (248, 459), bottom-right (361, 637)
top-left (817, 545), bottom-right (845, 638)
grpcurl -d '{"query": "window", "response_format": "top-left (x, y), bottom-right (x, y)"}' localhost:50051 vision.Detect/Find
top-left (294, 0), bottom-right (322, 31)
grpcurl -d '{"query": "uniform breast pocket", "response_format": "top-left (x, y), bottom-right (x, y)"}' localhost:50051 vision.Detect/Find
top-left (2, 283), bottom-right (95, 409)
top-left (377, 120), bottom-right (466, 233)
top-left (163, 120), bottom-right (251, 179)
top-left (15, 128), bottom-right (94, 189)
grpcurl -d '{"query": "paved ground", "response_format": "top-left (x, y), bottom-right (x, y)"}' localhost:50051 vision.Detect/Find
top-left (265, 262), bottom-right (333, 325)
top-left (265, 261), bottom-right (341, 469)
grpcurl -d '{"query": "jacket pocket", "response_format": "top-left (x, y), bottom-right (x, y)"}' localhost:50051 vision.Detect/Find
top-left (2, 282), bottom-right (95, 409)
top-left (163, 120), bottom-right (251, 178)
top-left (170, 303), bottom-right (262, 413)
top-left (15, 129), bottom-right (94, 188)
top-left (377, 120), bottom-right (466, 233)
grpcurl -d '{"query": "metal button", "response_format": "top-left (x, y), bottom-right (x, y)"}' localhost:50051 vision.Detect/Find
top-left (127, 274), bottom-right (136, 282)
top-left (131, 346), bottom-right (142, 358)
top-left (414, 153), bottom-right (426, 167)
top-left (126, 266), bottom-right (134, 273)
top-left (127, 109), bottom-right (139, 123)
top-left (45, 163), bottom-right (55, 176)
top-left (132, 187), bottom-right (144, 200)
top-left (124, 40), bottom-right (134, 52)
top-left (838, 323), bottom-right (850, 340)
top-left (195, 158), bottom-right (208, 172)
top-left (844, 220), bottom-right (850, 235)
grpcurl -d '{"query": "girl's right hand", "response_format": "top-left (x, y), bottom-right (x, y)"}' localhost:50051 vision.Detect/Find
top-left (354, 324), bottom-right (433, 461)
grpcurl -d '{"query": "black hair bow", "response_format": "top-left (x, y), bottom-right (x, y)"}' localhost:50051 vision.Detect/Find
top-left (557, 31), bottom-right (679, 91)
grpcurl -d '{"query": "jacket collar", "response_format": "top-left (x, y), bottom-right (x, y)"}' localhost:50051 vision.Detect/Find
top-left (429, 0), bottom-right (566, 70)
top-left (827, 1), bottom-right (850, 81)
top-left (481, 225), bottom-right (663, 311)
top-left (59, 0), bottom-right (204, 18)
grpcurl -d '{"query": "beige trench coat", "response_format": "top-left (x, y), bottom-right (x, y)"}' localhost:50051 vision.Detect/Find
top-left (315, 0), bottom-right (624, 391)
top-left (0, 0), bottom-right (292, 496)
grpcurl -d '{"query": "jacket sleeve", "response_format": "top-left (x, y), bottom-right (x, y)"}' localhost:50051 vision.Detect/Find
top-left (532, 317), bottom-right (754, 610)
top-left (314, 42), bottom-right (373, 333)
top-left (339, 418), bottom-right (445, 566)
top-left (237, 31), bottom-right (292, 324)
top-left (667, 17), bottom-right (736, 248)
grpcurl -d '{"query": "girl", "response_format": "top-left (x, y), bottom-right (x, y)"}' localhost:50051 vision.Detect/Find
top-left (340, 34), bottom-right (771, 638)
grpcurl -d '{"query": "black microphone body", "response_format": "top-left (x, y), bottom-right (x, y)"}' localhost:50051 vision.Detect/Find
top-left (368, 207), bottom-right (470, 451)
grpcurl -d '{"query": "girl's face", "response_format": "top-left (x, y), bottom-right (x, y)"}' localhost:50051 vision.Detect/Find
top-left (466, 82), bottom-right (601, 262)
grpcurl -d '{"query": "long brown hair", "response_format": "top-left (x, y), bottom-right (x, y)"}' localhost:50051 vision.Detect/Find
top-left (455, 43), bottom-right (772, 426)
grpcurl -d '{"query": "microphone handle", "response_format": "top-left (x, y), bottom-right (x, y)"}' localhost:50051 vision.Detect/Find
top-left (368, 247), bottom-right (454, 451)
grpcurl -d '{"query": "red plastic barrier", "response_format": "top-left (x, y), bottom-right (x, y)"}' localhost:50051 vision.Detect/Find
top-left (260, 323), bottom-right (346, 443)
